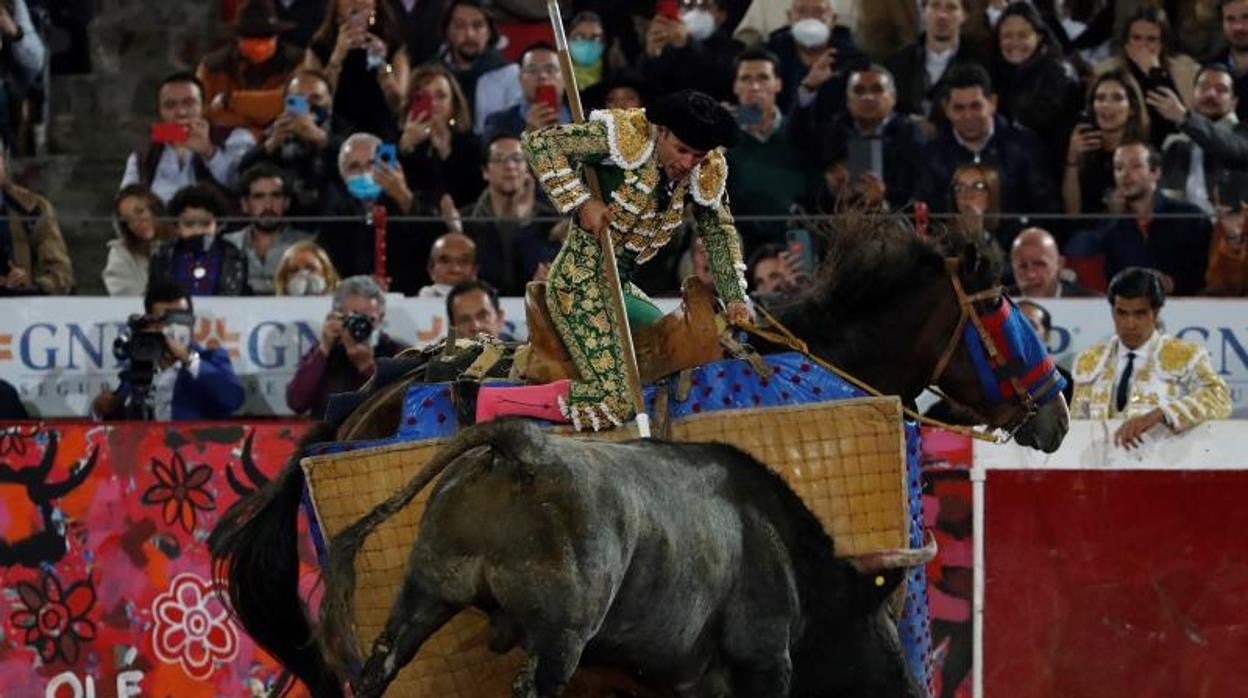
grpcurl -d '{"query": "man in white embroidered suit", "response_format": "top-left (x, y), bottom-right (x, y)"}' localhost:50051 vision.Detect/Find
top-left (1071, 267), bottom-right (1232, 449)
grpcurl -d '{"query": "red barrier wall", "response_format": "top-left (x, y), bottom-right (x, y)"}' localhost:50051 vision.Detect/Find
top-left (984, 470), bottom-right (1248, 697)
top-left (0, 422), bottom-right (313, 698)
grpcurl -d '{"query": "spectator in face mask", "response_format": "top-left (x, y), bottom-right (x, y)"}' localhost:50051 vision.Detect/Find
top-left (567, 10), bottom-right (608, 92)
top-left (640, 0), bottom-right (743, 103)
top-left (767, 0), bottom-right (868, 115)
top-left (196, 0), bottom-right (305, 135)
top-left (274, 239), bottom-right (341, 295)
top-left (238, 69), bottom-right (344, 221)
top-left (148, 184), bottom-right (249, 296)
top-left (318, 131), bottom-right (448, 294)
top-left (91, 279), bottom-right (246, 421)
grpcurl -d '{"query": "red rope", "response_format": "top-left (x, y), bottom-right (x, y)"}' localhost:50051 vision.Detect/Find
top-left (372, 203), bottom-right (389, 291)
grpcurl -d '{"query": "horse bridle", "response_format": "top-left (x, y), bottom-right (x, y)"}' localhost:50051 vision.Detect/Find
top-left (927, 258), bottom-right (1046, 441)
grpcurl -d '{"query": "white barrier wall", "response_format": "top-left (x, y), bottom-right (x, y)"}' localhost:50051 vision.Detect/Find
top-left (975, 419), bottom-right (1248, 470)
top-left (0, 297), bottom-right (1244, 418)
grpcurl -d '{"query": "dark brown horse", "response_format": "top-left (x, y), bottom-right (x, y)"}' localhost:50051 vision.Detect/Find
top-left (209, 218), bottom-right (1069, 697)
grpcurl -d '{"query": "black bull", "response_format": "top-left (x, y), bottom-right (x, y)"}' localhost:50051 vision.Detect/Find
top-left (300, 420), bottom-right (937, 697)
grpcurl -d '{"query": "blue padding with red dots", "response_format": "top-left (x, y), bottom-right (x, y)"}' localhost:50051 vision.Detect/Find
top-left (392, 351), bottom-right (865, 445)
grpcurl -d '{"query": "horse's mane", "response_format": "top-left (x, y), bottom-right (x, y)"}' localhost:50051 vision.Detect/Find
top-left (793, 209), bottom-right (1004, 318)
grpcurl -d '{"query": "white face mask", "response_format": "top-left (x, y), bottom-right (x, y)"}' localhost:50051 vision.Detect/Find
top-left (287, 269), bottom-right (328, 296)
top-left (791, 17), bottom-right (831, 49)
top-left (681, 9), bottom-right (717, 42)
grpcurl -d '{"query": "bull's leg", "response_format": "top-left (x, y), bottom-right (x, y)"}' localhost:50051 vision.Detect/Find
top-left (355, 576), bottom-right (459, 698)
top-left (737, 652), bottom-right (792, 698)
top-left (528, 628), bottom-right (591, 698)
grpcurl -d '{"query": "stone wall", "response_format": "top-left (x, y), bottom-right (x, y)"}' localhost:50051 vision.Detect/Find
top-left (17, 0), bottom-right (229, 295)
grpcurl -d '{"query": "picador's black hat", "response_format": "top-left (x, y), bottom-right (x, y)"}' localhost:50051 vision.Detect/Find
top-left (647, 89), bottom-right (738, 152)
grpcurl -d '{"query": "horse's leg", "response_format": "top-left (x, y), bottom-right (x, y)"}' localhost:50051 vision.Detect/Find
top-left (356, 575), bottom-right (459, 697)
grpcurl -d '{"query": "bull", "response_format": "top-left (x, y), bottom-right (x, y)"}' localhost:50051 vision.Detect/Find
top-left (315, 420), bottom-right (936, 697)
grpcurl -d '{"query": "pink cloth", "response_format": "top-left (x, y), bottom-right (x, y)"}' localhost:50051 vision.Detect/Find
top-left (476, 380), bottom-right (572, 423)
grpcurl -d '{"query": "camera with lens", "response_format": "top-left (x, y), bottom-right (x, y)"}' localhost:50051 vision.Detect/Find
top-left (114, 314), bottom-right (168, 365)
top-left (343, 311), bottom-right (374, 343)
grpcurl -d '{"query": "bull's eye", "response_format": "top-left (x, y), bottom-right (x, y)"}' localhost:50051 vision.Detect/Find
top-left (875, 575), bottom-right (885, 587)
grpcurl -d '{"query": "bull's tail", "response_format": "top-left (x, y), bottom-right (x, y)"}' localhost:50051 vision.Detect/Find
top-left (318, 419), bottom-right (548, 674)
top-left (208, 421), bottom-right (342, 698)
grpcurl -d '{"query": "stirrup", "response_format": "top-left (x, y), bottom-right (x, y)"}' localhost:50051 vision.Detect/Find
top-left (452, 378), bottom-right (481, 429)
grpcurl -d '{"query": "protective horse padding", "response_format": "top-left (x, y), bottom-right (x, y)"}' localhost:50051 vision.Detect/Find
top-left (301, 397), bottom-right (907, 697)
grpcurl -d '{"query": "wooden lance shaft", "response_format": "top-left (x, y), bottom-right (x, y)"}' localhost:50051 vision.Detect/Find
top-left (546, 0), bottom-right (649, 437)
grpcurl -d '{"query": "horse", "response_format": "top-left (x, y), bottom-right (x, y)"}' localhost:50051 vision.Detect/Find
top-left (209, 217), bottom-right (1069, 697)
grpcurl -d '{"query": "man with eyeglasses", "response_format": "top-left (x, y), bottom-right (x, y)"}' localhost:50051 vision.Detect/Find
top-left (792, 64), bottom-right (923, 209)
top-left (460, 132), bottom-right (560, 295)
top-left (418, 232), bottom-right (478, 298)
top-left (482, 43), bottom-right (572, 137)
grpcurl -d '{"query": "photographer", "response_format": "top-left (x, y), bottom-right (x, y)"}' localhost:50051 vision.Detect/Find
top-left (91, 280), bottom-right (246, 421)
top-left (285, 275), bottom-right (409, 418)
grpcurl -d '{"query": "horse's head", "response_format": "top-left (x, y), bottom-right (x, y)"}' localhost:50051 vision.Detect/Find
top-left (922, 239), bottom-right (1070, 452)
top-left (777, 216), bottom-right (1069, 453)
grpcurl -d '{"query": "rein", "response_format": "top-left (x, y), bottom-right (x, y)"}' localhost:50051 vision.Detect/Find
top-left (739, 257), bottom-right (1052, 444)
top-left (739, 306), bottom-right (1002, 444)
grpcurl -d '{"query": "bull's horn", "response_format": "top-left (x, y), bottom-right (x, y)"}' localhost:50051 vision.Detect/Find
top-left (845, 533), bottom-right (938, 574)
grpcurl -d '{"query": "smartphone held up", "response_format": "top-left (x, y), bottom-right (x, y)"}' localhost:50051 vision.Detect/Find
top-left (151, 122), bottom-right (190, 145)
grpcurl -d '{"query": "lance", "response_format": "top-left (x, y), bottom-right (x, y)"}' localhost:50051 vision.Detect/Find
top-left (545, 0), bottom-right (650, 438)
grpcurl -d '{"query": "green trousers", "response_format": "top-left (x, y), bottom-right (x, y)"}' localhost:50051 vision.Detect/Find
top-left (545, 227), bottom-right (661, 428)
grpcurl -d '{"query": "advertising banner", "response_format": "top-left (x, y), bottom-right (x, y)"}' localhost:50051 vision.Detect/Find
top-left (0, 297), bottom-right (1245, 417)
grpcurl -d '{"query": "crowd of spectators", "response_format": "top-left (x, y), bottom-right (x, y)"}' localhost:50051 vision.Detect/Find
top-left (2, 0), bottom-right (1248, 422)
top-left (3, 0), bottom-right (1248, 303)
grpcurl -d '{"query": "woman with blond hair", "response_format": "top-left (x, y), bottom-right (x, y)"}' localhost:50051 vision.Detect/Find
top-left (273, 239), bottom-right (341, 296)
top-left (102, 185), bottom-right (171, 296)
top-left (398, 63), bottom-right (483, 208)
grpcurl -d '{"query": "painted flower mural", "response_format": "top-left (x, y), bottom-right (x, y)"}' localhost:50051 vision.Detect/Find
top-left (9, 572), bottom-right (97, 664)
top-left (0, 425), bottom-right (40, 456)
top-left (150, 573), bottom-right (238, 680)
top-left (141, 451), bottom-right (216, 534)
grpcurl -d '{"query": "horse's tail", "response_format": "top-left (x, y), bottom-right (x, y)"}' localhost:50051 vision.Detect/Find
top-left (209, 421), bottom-right (342, 698)
top-left (318, 419), bottom-right (547, 674)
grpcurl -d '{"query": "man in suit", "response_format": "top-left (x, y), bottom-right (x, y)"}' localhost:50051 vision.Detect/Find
top-left (1009, 227), bottom-right (1098, 297)
top-left (1070, 267), bottom-right (1231, 449)
top-left (879, 0), bottom-right (990, 119)
top-left (860, 0), bottom-right (991, 61)
top-left (914, 64), bottom-right (1059, 220)
top-left (92, 280), bottom-right (246, 421)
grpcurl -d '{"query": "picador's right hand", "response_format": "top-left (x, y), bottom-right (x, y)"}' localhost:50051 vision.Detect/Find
top-left (577, 199), bottom-right (613, 239)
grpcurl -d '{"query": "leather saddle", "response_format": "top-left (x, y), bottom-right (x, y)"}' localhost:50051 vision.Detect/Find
top-left (515, 277), bottom-right (726, 386)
